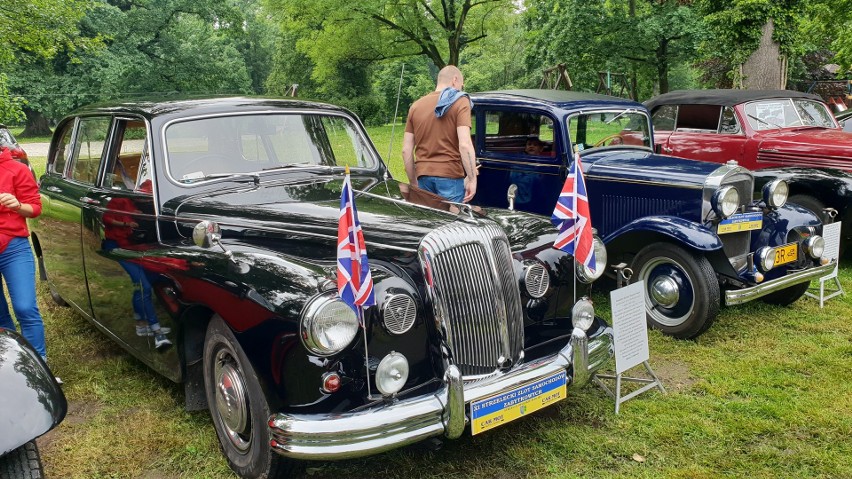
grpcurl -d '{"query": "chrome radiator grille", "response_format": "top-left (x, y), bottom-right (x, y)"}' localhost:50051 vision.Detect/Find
top-left (418, 222), bottom-right (524, 377)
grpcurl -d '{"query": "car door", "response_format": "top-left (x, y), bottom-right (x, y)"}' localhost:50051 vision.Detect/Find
top-left (36, 117), bottom-right (112, 317)
top-left (657, 104), bottom-right (748, 166)
top-left (471, 107), bottom-right (564, 216)
top-left (81, 118), bottom-right (178, 366)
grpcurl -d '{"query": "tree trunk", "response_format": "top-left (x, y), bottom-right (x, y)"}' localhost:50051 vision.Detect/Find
top-left (20, 108), bottom-right (51, 137)
top-left (741, 20), bottom-right (785, 89)
top-left (656, 39), bottom-right (669, 94)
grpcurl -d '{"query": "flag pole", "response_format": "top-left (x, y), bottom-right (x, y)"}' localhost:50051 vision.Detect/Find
top-left (573, 151), bottom-right (579, 303)
top-left (360, 307), bottom-right (374, 399)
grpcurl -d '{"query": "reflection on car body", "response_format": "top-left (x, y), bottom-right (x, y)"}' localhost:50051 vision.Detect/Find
top-left (469, 90), bottom-right (834, 339)
top-left (31, 97), bottom-right (614, 479)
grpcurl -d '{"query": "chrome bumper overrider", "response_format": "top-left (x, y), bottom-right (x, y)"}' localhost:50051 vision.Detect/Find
top-left (268, 326), bottom-right (613, 460)
top-left (725, 260), bottom-right (836, 306)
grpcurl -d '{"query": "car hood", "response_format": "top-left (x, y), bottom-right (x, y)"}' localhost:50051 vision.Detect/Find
top-left (583, 149), bottom-right (722, 188)
top-left (756, 128), bottom-right (852, 170)
top-left (171, 175), bottom-right (557, 253)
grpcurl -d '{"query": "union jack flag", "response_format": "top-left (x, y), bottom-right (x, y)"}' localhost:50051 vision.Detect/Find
top-left (551, 152), bottom-right (596, 273)
top-left (337, 167), bottom-right (375, 317)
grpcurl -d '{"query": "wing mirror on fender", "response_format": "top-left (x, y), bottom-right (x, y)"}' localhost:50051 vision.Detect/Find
top-left (192, 221), bottom-right (244, 271)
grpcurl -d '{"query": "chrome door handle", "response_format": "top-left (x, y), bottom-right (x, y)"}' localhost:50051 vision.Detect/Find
top-left (45, 186), bottom-right (62, 193)
top-left (662, 146), bottom-right (673, 154)
top-left (80, 197), bottom-right (100, 205)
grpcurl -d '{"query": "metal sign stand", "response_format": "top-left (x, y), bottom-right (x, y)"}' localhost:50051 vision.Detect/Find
top-left (593, 265), bottom-right (665, 414)
top-left (805, 221), bottom-right (844, 308)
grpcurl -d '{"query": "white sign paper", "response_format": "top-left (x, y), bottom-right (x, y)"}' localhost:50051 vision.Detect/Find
top-left (610, 281), bottom-right (650, 375)
top-left (823, 221), bottom-right (842, 276)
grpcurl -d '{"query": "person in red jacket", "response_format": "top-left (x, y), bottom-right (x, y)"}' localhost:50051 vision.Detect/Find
top-left (0, 146), bottom-right (46, 359)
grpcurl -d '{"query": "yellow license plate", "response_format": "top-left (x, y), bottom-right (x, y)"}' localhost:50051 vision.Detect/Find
top-left (469, 371), bottom-right (567, 435)
top-left (774, 243), bottom-right (798, 266)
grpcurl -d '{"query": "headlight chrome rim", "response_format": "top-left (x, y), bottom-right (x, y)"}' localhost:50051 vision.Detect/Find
top-left (523, 261), bottom-right (550, 298)
top-left (571, 297), bottom-right (595, 331)
top-left (575, 236), bottom-right (607, 283)
top-left (762, 179), bottom-right (788, 208)
top-left (712, 186), bottom-right (740, 218)
top-left (375, 351), bottom-right (409, 396)
top-left (300, 294), bottom-right (360, 356)
top-left (805, 236), bottom-right (825, 259)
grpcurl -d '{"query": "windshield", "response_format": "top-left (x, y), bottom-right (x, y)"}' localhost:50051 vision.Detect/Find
top-left (166, 113), bottom-right (377, 184)
top-left (566, 110), bottom-right (652, 153)
top-left (743, 99), bottom-right (836, 130)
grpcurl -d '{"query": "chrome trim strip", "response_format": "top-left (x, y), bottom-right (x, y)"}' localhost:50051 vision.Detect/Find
top-left (585, 175), bottom-right (703, 189)
top-left (268, 328), bottom-right (613, 461)
top-left (478, 158), bottom-right (561, 168)
top-left (724, 261), bottom-right (837, 305)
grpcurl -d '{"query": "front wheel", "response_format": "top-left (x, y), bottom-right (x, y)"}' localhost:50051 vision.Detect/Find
top-left (761, 281), bottom-right (810, 306)
top-left (203, 315), bottom-right (294, 479)
top-left (0, 441), bottom-right (43, 479)
top-left (630, 243), bottom-right (720, 339)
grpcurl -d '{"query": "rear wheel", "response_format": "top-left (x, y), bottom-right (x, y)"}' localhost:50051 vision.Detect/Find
top-left (761, 281), bottom-right (810, 306)
top-left (0, 441), bottom-right (43, 479)
top-left (631, 243), bottom-right (720, 339)
top-left (203, 315), bottom-right (294, 479)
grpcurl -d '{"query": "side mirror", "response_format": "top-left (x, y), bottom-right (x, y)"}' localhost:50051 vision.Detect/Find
top-left (192, 220), bottom-right (222, 248)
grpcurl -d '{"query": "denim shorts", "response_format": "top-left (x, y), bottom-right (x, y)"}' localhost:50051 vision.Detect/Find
top-left (417, 176), bottom-right (464, 203)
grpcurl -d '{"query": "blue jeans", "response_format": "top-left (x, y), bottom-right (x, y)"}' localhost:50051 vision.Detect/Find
top-left (0, 237), bottom-right (46, 358)
top-left (418, 176), bottom-right (465, 203)
top-left (119, 260), bottom-right (159, 326)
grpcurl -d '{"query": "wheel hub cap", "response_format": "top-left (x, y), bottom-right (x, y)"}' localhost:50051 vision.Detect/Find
top-left (214, 351), bottom-right (250, 451)
top-left (650, 276), bottom-right (679, 308)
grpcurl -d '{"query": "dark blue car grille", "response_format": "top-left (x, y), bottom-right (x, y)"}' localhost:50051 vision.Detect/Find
top-left (599, 195), bottom-right (689, 234)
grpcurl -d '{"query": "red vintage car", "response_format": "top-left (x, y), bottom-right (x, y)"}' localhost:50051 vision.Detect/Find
top-left (645, 90), bottom-right (851, 171)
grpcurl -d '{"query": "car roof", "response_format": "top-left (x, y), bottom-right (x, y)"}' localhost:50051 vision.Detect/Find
top-left (644, 89), bottom-right (822, 110)
top-left (68, 96), bottom-right (352, 121)
top-left (472, 89), bottom-right (645, 110)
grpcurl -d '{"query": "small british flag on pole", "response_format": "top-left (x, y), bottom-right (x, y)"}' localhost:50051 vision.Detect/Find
top-left (337, 166), bottom-right (376, 319)
top-left (551, 151), bottom-right (596, 273)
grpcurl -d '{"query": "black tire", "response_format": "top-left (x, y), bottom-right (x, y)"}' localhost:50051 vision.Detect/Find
top-left (36, 256), bottom-right (68, 307)
top-left (0, 441), bottom-right (44, 479)
top-left (630, 242), bottom-right (720, 339)
top-left (203, 315), bottom-right (294, 479)
top-left (761, 280), bottom-right (810, 306)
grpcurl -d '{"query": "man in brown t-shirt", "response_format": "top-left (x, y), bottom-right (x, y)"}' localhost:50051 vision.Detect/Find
top-left (402, 65), bottom-right (477, 203)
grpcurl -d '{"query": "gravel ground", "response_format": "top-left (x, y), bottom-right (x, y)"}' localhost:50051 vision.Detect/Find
top-left (23, 143), bottom-right (50, 157)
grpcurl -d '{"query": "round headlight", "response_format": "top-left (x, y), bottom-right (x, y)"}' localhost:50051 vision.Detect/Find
top-left (382, 293), bottom-right (417, 335)
top-left (523, 262), bottom-right (550, 298)
top-left (301, 295), bottom-right (360, 356)
top-left (712, 186), bottom-right (740, 218)
top-left (805, 236), bottom-right (824, 259)
top-left (762, 179), bottom-right (788, 208)
top-left (571, 297), bottom-right (595, 331)
top-left (576, 236), bottom-right (607, 283)
top-left (756, 246), bottom-right (776, 271)
top-left (375, 351), bottom-right (409, 396)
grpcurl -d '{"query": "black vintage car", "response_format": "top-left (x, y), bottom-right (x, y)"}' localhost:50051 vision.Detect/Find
top-left (0, 328), bottom-right (67, 477)
top-left (31, 97), bottom-right (614, 478)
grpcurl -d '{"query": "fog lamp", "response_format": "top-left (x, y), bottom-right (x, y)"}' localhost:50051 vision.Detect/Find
top-left (756, 246), bottom-right (776, 272)
top-left (571, 297), bottom-right (595, 331)
top-left (376, 352), bottom-right (409, 396)
top-left (805, 236), bottom-right (824, 259)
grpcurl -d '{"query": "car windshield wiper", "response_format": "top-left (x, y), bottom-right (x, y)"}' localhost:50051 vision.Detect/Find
top-left (261, 163), bottom-right (335, 172)
top-left (747, 114), bottom-right (783, 129)
top-left (198, 172), bottom-right (261, 184)
top-left (605, 108), bottom-right (636, 125)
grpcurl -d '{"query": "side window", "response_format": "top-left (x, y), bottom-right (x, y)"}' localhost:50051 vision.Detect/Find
top-left (50, 121), bottom-right (75, 175)
top-left (651, 105), bottom-right (677, 131)
top-left (105, 120), bottom-right (149, 192)
top-left (720, 107), bottom-right (741, 134)
top-left (482, 110), bottom-right (556, 158)
top-left (70, 117), bottom-right (111, 185)
top-left (674, 104), bottom-right (722, 133)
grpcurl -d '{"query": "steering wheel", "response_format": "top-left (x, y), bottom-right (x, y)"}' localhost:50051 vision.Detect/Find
top-left (178, 154), bottom-right (232, 180)
top-left (594, 134), bottom-right (625, 147)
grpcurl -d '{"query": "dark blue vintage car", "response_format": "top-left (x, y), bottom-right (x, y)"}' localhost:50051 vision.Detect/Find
top-left (32, 97), bottom-right (613, 478)
top-left (470, 90), bottom-right (835, 339)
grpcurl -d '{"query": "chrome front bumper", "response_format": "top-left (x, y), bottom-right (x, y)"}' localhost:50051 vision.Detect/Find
top-left (268, 326), bottom-right (613, 461)
top-left (725, 260), bottom-right (836, 306)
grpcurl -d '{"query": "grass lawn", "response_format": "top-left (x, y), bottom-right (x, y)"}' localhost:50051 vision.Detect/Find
top-left (22, 137), bottom-right (852, 478)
